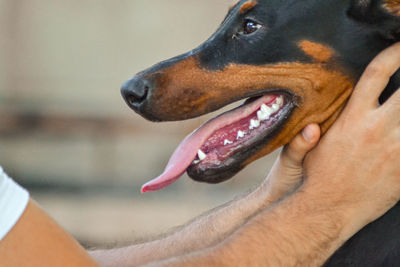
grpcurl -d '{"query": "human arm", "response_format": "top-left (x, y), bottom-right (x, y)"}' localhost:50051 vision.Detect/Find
top-left (0, 199), bottom-right (99, 267)
top-left (90, 124), bottom-right (321, 267)
top-left (0, 119), bottom-right (319, 267)
top-left (145, 43), bottom-right (400, 266)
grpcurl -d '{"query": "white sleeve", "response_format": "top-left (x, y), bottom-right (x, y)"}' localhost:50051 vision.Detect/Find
top-left (0, 166), bottom-right (30, 241)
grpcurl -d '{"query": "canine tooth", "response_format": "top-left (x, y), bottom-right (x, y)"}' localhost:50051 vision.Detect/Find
top-left (261, 104), bottom-right (273, 115)
top-left (272, 104), bottom-right (280, 112)
top-left (197, 149), bottom-right (207, 161)
top-left (237, 130), bottom-right (245, 139)
top-left (224, 139), bottom-right (233, 146)
top-left (193, 160), bottom-right (200, 164)
top-left (257, 110), bottom-right (270, 121)
top-left (276, 96), bottom-right (283, 105)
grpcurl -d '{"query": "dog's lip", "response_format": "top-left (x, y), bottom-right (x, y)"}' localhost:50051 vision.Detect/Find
top-left (141, 89), bottom-right (294, 193)
top-left (187, 98), bottom-right (294, 183)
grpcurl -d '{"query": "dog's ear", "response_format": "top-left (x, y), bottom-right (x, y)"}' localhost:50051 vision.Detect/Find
top-left (349, 0), bottom-right (400, 40)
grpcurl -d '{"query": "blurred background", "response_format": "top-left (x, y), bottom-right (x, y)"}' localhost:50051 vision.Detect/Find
top-left (0, 0), bottom-right (279, 248)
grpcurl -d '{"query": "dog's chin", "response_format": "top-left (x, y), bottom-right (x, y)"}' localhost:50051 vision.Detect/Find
top-left (187, 162), bottom-right (244, 184)
top-left (186, 92), bottom-right (296, 184)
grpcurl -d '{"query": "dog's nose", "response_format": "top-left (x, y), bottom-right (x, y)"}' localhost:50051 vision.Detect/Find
top-left (121, 76), bottom-right (151, 110)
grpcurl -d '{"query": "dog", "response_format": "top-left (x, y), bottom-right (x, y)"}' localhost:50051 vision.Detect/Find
top-left (121, 0), bottom-right (400, 265)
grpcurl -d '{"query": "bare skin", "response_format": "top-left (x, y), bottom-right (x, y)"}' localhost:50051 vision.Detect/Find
top-left (0, 200), bottom-right (99, 267)
top-left (1, 43), bottom-right (400, 267)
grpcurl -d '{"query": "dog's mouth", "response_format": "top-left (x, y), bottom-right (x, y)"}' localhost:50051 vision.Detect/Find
top-left (142, 91), bottom-right (296, 193)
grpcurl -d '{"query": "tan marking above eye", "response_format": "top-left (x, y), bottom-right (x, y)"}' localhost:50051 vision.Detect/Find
top-left (298, 40), bottom-right (335, 63)
top-left (383, 0), bottom-right (400, 16)
top-left (239, 0), bottom-right (258, 15)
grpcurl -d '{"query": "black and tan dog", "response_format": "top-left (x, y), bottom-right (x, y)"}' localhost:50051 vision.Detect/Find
top-left (121, 0), bottom-right (400, 265)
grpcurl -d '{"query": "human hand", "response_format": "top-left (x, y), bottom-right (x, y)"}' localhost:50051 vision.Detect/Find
top-left (259, 124), bottom-right (321, 203)
top-left (303, 43), bottom-right (400, 230)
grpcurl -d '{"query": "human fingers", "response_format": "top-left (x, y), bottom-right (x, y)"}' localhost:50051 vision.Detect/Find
top-left (280, 124), bottom-right (321, 168)
top-left (349, 43), bottom-right (400, 111)
top-left (261, 124), bottom-right (321, 202)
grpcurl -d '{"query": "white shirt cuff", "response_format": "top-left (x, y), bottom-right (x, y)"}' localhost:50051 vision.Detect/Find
top-left (0, 166), bottom-right (30, 241)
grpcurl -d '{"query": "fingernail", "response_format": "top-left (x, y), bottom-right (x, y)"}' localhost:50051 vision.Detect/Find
top-left (302, 125), bottom-right (314, 142)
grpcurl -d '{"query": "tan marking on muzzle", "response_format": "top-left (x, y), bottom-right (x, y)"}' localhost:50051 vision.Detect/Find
top-left (383, 0), bottom-right (400, 16)
top-left (239, 0), bottom-right (258, 14)
top-left (298, 40), bottom-right (335, 63)
top-left (149, 57), bottom-right (354, 165)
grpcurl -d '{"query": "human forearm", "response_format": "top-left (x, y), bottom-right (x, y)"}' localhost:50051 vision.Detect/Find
top-left (153, 187), bottom-right (360, 267)
top-left (90, 185), bottom-right (273, 267)
top-left (216, 188), bottom-right (358, 266)
top-left (0, 199), bottom-right (99, 267)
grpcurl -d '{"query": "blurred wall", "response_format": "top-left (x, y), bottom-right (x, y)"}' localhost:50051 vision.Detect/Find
top-left (0, 0), bottom-right (279, 247)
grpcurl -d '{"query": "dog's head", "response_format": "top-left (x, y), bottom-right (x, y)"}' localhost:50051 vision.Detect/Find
top-left (121, 0), bottom-right (400, 192)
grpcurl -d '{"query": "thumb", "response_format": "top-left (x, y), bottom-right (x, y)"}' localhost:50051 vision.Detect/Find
top-left (280, 124), bottom-right (321, 168)
top-left (261, 124), bottom-right (322, 201)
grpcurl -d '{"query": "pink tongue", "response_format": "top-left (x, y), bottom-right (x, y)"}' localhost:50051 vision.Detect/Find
top-left (141, 95), bottom-right (277, 193)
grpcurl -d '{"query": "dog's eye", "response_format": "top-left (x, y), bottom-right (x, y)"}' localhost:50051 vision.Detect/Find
top-left (243, 20), bottom-right (262, 34)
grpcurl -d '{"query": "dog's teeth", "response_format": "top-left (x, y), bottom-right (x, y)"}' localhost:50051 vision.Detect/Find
top-left (261, 104), bottom-right (274, 115)
top-left (276, 96), bottom-right (283, 105)
top-left (224, 139), bottom-right (233, 146)
top-left (197, 149), bottom-right (207, 161)
top-left (272, 104), bottom-right (280, 112)
top-left (249, 119), bottom-right (260, 130)
top-left (257, 110), bottom-right (270, 121)
top-left (237, 130), bottom-right (245, 139)
top-left (257, 110), bottom-right (264, 120)
top-left (193, 160), bottom-right (200, 164)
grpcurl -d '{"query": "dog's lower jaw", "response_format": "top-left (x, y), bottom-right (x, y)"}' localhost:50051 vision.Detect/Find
top-left (187, 98), bottom-right (297, 184)
top-left (188, 163), bottom-right (245, 184)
